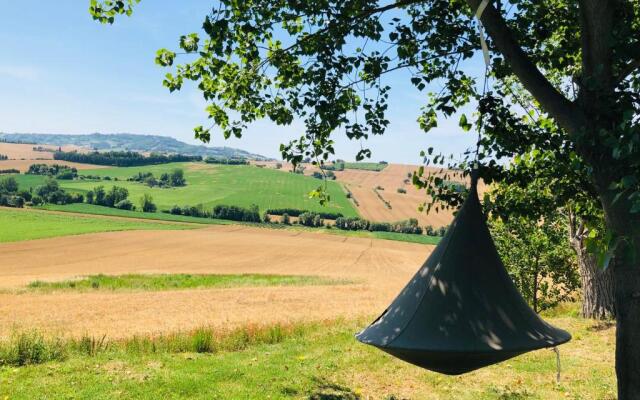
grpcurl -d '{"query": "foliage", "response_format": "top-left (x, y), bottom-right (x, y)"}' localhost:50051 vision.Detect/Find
top-left (128, 169), bottom-right (186, 188)
top-left (297, 212), bottom-right (324, 227)
top-left (312, 170), bottom-right (336, 180)
top-left (204, 157), bottom-right (249, 165)
top-left (139, 193), bottom-right (157, 213)
top-left (334, 217), bottom-right (423, 235)
top-left (490, 214), bottom-right (580, 313)
top-left (34, 178), bottom-right (83, 205)
top-left (212, 204), bottom-right (260, 222)
top-left (0, 154), bottom-right (8, 161)
top-left (265, 208), bottom-right (344, 220)
top-left (26, 163), bottom-right (77, 179)
top-left (0, 169), bottom-right (20, 174)
top-left (397, 187), bottom-right (407, 194)
top-left (54, 150), bottom-right (201, 167)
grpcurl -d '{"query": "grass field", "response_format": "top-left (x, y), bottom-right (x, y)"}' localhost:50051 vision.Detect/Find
top-left (25, 273), bottom-right (347, 292)
top-left (0, 305), bottom-right (617, 399)
top-left (13, 163), bottom-right (358, 217)
top-left (343, 162), bottom-right (388, 171)
top-left (40, 203), bottom-right (442, 245)
top-left (0, 208), bottom-right (195, 243)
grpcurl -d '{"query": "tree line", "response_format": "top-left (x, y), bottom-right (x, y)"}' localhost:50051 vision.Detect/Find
top-left (54, 151), bottom-right (201, 167)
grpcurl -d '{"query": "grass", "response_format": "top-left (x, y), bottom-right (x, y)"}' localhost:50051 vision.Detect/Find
top-left (343, 162), bottom-right (388, 171)
top-left (25, 273), bottom-right (348, 293)
top-left (0, 305), bottom-right (617, 399)
top-left (15, 163), bottom-right (358, 217)
top-left (38, 204), bottom-right (442, 245)
top-left (0, 207), bottom-right (195, 243)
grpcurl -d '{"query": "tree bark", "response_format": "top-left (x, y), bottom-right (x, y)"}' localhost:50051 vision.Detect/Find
top-left (568, 213), bottom-right (616, 319)
top-left (598, 188), bottom-right (640, 400)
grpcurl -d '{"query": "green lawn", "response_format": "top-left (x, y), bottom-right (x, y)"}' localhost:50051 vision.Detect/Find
top-left (343, 162), bottom-right (388, 171)
top-left (26, 273), bottom-right (348, 292)
top-left (0, 307), bottom-right (616, 399)
top-left (14, 163), bottom-right (358, 217)
top-left (0, 208), bottom-right (195, 243)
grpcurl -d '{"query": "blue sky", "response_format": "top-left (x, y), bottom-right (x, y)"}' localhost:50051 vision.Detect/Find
top-left (0, 1), bottom-right (480, 163)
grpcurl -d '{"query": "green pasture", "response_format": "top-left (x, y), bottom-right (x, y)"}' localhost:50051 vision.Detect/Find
top-left (0, 208), bottom-right (194, 243)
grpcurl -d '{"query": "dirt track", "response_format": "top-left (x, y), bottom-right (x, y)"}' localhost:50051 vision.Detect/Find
top-left (0, 226), bottom-right (431, 339)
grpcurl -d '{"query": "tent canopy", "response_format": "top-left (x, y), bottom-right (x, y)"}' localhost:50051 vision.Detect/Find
top-left (356, 187), bottom-right (571, 375)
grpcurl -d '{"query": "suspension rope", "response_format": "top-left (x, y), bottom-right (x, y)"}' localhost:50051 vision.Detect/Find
top-left (553, 346), bottom-right (562, 383)
top-left (472, 0), bottom-right (491, 183)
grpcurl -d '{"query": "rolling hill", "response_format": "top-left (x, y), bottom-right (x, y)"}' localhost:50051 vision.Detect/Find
top-left (0, 132), bottom-right (269, 160)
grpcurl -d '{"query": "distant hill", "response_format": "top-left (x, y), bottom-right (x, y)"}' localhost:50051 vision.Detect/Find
top-left (0, 133), bottom-right (270, 160)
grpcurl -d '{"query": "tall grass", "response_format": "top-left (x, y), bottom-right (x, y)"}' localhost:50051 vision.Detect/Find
top-left (0, 321), bottom-right (325, 367)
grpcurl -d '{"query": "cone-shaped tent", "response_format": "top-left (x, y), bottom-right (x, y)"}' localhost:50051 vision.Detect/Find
top-left (356, 186), bottom-right (571, 375)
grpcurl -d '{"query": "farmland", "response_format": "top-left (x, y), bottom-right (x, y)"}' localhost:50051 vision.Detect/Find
top-left (11, 162), bottom-right (358, 217)
top-left (0, 207), bottom-right (195, 243)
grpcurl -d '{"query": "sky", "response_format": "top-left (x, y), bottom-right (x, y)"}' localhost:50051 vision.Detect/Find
top-left (0, 1), bottom-right (481, 163)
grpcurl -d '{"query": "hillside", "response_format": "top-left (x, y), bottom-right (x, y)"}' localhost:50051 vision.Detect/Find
top-left (0, 133), bottom-right (269, 160)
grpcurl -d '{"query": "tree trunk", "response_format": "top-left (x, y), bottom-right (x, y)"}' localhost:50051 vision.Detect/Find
top-left (568, 213), bottom-right (616, 319)
top-left (598, 190), bottom-right (640, 400)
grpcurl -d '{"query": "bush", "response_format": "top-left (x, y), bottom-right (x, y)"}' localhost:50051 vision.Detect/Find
top-left (298, 212), bottom-right (323, 227)
top-left (115, 199), bottom-right (134, 210)
top-left (140, 194), bottom-right (157, 213)
top-left (312, 171), bottom-right (336, 180)
top-left (212, 204), bottom-right (260, 222)
top-left (265, 208), bottom-right (343, 220)
top-left (0, 169), bottom-right (19, 174)
top-left (0, 176), bottom-right (19, 194)
top-left (397, 187), bottom-right (407, 194)
top-left (26, 163), bottom-right (77, 179)
top-left (204, 157), bottom-right (249, 165)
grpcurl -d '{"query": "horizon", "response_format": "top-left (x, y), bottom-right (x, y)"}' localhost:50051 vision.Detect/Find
top-left (0, 1), bottom-right (481, 164)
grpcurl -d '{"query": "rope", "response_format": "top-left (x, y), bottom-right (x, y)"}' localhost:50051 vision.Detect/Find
top-left (552, 346), bottom-right (562, 383)
top-left (472, 0), bottom-right (491, 186)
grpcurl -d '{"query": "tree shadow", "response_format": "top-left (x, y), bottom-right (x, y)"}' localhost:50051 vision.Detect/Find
top-left (307, 377), bottom-right (361, 400)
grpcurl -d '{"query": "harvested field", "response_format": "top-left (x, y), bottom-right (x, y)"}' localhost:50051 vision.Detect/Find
top-left (0, 226), bottom-right (430, 339)
top-left (0, 159), bottom-right (105, 172)
top-left (0, 142), bottom-right (86, 160)
top-left (335, 164), bottom-right (487, 228)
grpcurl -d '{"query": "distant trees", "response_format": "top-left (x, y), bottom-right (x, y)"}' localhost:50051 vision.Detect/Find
top-left (54, 151), bottom-right (201, 167)
top-left (26, 164), bottom-right (78, 179)
top-left (204, 157), bottom-right (248, 165)
top-left (128, 169), bottom-right (186, 188)
top-left (0, 176), bottom-right (19, 193)
top-left (32, 178), bottom-right (83, 205)
top-left (0, 154), bottom-right (8, 161)
top-left (0, 176), bottom-right (25, 208)
top-left (86, 185), bottom-right (133, 210)
top-left (312, 171), bottom-right (336, 180)
top-left (334, 217), bottom-right (424, 235)
top-left (0, 169), bottom-right (20, 174)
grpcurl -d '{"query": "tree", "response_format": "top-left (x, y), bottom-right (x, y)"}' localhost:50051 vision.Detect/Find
top-left (0, 177), bottom-right (18, 194)
top-left (92, 1), bottom-right (640, 396)
top-left (139, 193), bottom-right (157, 213)
top-left (490, 214), bottom-right (580, 313)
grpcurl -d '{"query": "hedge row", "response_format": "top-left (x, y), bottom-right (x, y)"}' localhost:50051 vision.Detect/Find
top-left (204, 157), bottom-right (249, 165)
top-left (167, 204), bottom-right (260, 223)
top-left (265, 208), bottom-right (343, 220)
top-left (334, 217), bottom-right (423, 234)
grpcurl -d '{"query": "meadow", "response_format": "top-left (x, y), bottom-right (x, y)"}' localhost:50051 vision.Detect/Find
top-left (343, 162), bottom-right (388, 171)
top-left (14, 163), bottom-right (358, 217)
top-left (0, 208), bottom-right (195, 243)
top-left (25, 273), bottom-right (347, 292)
top-left (0, 306), bottom-right (617, 399)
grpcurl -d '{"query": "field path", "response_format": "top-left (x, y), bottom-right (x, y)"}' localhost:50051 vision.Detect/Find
top-left (0, 226), bottom-right (430, 338)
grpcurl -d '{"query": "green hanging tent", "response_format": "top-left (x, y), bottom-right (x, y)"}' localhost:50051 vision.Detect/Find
top-left (356, 185), bottom-right (571, 375)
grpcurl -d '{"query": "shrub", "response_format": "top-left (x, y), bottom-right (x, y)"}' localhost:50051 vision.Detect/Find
top-left (204, 157), bottom-right (248, 165)
top-left (397, 187), bottom-right (407, 194)
top-left (298, 212), bottom-right (324, 227)
top-left (0, 176), bottom-right (18, 194)
top-left (140, 194), bottom-right (157, 213)
top-left (212, 204), bottom-right (260, 222)
top-left (265, 208), bottom-right (343, 220)
top-left (115, 199), bottom-right (134, 210)
top-left (169, 205), bottom-right (182, 215)
top-left (0, 154), bottom-right (7, 161)
top-left (0, 169), bottom-right (20, 174)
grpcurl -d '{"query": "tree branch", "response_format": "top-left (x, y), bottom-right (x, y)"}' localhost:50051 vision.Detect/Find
top-left (466, 0), bottom-right (585, 135)
top-left (615, 42), bottom-right (640, 85)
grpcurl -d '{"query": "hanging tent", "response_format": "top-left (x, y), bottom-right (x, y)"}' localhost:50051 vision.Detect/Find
top-left (356, 184), bottom-right (571, 375)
